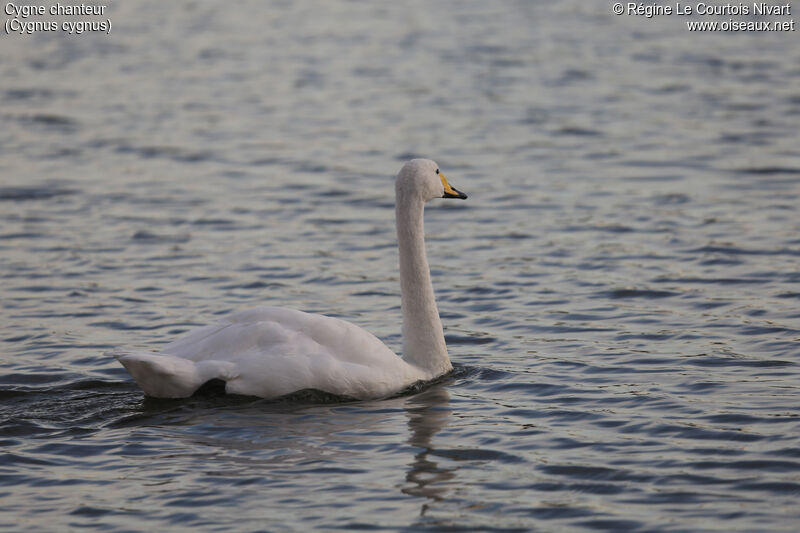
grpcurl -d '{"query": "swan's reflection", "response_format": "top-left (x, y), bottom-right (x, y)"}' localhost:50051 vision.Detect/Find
top-left (124, 384), bottom-right (459, 518)
top-left (402, 385), bottom-right (456, 511)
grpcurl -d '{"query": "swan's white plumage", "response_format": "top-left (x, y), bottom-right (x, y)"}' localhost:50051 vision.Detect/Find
top-left (111, 159), bottom-right (467, 400)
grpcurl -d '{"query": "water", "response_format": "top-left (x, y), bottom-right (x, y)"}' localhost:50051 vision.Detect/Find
top-left (1, 1), bottom-right (799, 530)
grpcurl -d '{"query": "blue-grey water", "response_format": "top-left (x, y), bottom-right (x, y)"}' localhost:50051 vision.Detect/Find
top-left (2, 1), bottom-right (799, 531)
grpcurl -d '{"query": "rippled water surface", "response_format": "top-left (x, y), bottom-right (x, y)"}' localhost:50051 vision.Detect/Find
top-left (2, 1), bottom-right (799, 531)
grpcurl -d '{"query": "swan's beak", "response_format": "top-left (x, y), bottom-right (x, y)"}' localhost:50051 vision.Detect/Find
top-left (441, 173), bottom-right (468, 200)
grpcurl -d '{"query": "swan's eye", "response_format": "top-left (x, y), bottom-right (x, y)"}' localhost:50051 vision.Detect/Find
top-left (435, 169), bottom-right (440, 174)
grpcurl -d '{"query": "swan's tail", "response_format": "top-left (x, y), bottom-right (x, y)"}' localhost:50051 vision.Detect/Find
top-left (108, 349), bottom-right (235, 398)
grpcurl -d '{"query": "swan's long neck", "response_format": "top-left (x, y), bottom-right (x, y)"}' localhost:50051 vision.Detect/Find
top-left (396, 193), bottom-right (452, 376)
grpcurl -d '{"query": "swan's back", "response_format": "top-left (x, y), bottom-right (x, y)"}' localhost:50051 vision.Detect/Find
top-left (115, 307), bottom-right (425, 399)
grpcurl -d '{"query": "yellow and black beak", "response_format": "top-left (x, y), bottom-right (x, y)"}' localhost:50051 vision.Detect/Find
top-left (441, 173), bottom-right (468, 200)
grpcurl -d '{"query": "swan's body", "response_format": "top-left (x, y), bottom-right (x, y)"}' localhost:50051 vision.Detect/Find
top-left (111, 159), bottom-right (467, 400)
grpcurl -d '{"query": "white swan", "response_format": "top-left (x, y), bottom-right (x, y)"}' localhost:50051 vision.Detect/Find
top-left (110, 159), bottom-right (467, 400)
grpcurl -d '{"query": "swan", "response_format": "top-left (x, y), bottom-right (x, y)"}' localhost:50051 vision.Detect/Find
top-left (110, 159), bottom-right (467, 400)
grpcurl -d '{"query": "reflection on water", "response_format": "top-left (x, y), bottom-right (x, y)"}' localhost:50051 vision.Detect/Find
top-left (1, 0), bottom-right (799, 531)
top-left (403, 387), bottom-right (455, 510)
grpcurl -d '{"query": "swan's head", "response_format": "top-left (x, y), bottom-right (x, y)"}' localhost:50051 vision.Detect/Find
top-left (396, 159), bottom-right (468, 203)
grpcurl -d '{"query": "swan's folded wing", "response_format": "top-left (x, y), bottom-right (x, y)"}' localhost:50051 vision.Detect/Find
top-left (115, 306), bottom-right (422, 400)
top-left (109, 349), bottom-right (237, 398)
